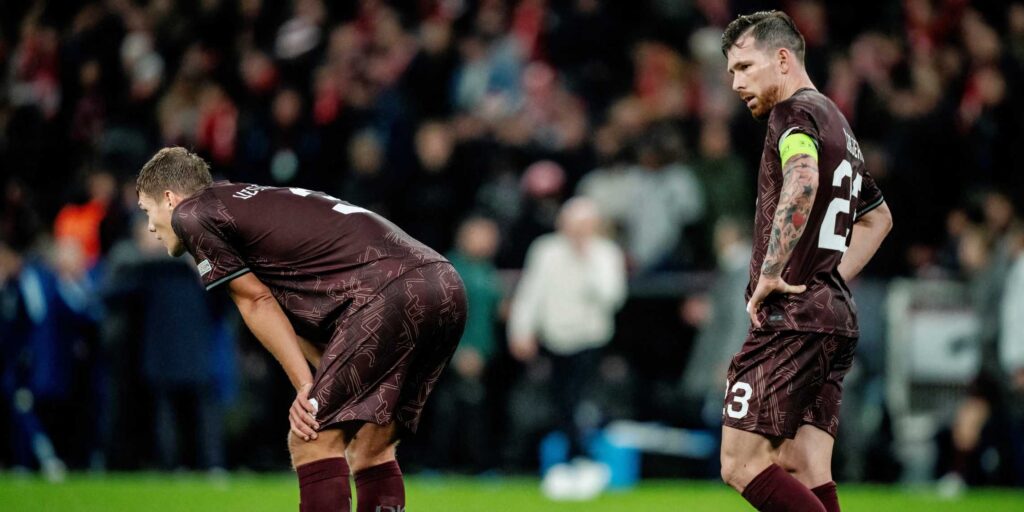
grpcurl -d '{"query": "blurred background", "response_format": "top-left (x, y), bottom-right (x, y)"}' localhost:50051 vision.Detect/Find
top-left (0, 0), bottom-right (1022, 503)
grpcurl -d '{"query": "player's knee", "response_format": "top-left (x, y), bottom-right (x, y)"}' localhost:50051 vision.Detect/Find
top-left (775, 449), bottom-right (802, 474)
top-left (780, 442), bottom-right (820, 474)
top-left (287, 431), bottom-right (311, 467)
top-left (346, 439), bottom-right (397, 473)
top-left (778, 447), bottom-right (831, 487)
top-left (287, 430), bottom-right (344, 468)
top-left (719, 453), bottom-right (745, 489)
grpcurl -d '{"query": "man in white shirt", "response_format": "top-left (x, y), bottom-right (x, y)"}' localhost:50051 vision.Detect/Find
top-left (508, 197), bottom-right (627, 473)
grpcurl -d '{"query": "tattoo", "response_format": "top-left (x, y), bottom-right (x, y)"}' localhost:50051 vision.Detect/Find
top-left (761, 154), bottom-right (819, 277)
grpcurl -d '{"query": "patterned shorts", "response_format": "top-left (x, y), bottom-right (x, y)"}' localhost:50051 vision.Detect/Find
top-left (310, 262), bottom-right (467, 434)
top-left (722, 330), bottom-right (858, 439)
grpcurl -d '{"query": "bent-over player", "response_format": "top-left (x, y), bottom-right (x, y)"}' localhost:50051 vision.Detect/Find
top-left (719, 11), bottom-right (893, 512)
top-left (136, 147), bottom-right (466, 512)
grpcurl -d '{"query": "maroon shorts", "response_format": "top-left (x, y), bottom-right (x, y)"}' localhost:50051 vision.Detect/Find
top-left (722, 330), bottom-right (857, 439)
top-left (309, 262), bottom-right (467, 434)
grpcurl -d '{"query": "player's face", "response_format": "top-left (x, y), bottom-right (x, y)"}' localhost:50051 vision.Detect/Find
top-left (727, 35), bottom-right (782, 119)
top-left (137, 192), bottom-right (186, 257)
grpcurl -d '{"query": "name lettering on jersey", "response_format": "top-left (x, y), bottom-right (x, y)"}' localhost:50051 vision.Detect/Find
top-left (197, 259), bottom-right (213, 276)
top-left (843, 128), bottom-right (863, 162)
top-left (232, 184), bottom-right (271, 200)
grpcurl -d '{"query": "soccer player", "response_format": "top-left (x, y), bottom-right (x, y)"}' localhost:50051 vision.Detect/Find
top-left (135, 147), bottom-right (467, 512)
top-left (719, 12), bottom-right (893, 512)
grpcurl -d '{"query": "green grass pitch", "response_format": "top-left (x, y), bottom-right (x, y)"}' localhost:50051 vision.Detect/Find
top-left (1, 473), bottom-right (1022, 511)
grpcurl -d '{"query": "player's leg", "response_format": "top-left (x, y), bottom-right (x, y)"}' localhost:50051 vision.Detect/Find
top-left (777, 425), bottom-right (838, 511)
top-left (344, 421), bottom-right (404, 512)
top-left (780, 333), bottom-right (859, 512)
top-left (720, 331), bottom-right (827, 511)
top-left (721, 426), bottom-right (825, 512)
top-left (288, 428), bottom-right (351, 512)
top-left (720, 425), bottom-right (776, 490)
top-left (341, 263), bottom-right (463, 512)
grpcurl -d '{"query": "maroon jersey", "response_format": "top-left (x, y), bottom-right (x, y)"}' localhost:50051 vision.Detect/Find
top-left (748, 89), bottom-right (884, 337)
top-left (171, 182), bottom-right (447, 337)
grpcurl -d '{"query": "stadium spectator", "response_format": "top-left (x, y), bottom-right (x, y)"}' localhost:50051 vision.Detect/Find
top-left (102, 216), bottom-right (226, 471)
top-left (394, 120), bottom-right (472, 252)
top-left (429, 216), bottom-right (504, 472)
top-left (678, 218), bottom-right (752, 428)
top-left (508, 197), bottom-right (626, 497)
top-left (53, 170), bottom-right (117, 268)
top-left (620, 123), bottom-right (705, 272)
top-left (0, 233), bottom-right (100, 479)
top-left (937, 198), bottom-right (1024, 495)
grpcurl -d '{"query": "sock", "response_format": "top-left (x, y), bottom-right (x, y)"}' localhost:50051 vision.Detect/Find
top-left (811, 481), bottom-right (840, 512)
top-left (297, 457), bottom-right (351, 512)
top-left (354, 460), bottom-right (405, 512)
top-left (741, 464), bottom-right (826, 512)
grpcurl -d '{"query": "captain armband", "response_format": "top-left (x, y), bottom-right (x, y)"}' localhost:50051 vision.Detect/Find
top-left (779, 131), bottom-right (818, 165)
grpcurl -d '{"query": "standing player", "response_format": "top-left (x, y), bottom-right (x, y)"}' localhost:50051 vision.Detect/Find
top-left (719, 12), bottom-right (893, 512)
top-left (135, 147), bottom-right (466, 512)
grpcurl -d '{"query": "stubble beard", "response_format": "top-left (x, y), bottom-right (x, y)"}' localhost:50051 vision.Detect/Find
top-left (752, 84), bottom-right (782, 120)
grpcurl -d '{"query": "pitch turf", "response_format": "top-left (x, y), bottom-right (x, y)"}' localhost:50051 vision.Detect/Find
top-left (1, 473), bottom-right (1022, 511)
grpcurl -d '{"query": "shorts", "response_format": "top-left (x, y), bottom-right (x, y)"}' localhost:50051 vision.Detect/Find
top-left (309, 262), bottom-right (467, 434)
top-left (722, 330), bottom-right (857, 439)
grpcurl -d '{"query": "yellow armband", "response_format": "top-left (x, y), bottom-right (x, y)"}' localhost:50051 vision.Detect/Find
top-left (779, 132), bottom-right (818, 165)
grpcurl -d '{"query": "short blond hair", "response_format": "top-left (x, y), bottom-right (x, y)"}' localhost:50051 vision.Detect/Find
top-left (136, 147), bottom-right (213, 199)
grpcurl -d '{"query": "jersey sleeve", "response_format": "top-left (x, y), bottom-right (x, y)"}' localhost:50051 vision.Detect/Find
top-left (854, 168), bottom-right (885, 220)
top-left (774, 101), bottom-right (821, 159)
top-left (171, 198), bottom-right (250, 291)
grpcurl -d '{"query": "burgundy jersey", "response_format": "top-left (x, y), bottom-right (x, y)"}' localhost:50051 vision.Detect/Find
top-left (748, 89), bottom-right (884, 337)
top-left (171, 182), bottom-right (447, 337)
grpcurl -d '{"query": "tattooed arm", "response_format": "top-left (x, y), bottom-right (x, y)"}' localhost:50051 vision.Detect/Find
top-left (746, 151), bottom-right (819, 327)
top-left (761, 153), bottom-right (819, 277)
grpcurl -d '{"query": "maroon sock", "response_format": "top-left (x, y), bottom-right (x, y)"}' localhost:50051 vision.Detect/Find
top-left (354, 460), bottom-right (405, 512)
top-left (811, 481), bottom-right (840, 512)
top-left (296, 457), bottom-right (351, 512)
top-left (741, 464), bottom-right (826, 512)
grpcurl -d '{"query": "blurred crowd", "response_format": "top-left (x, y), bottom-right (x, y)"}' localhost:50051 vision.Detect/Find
top-left (1, 0), bottom-right (1023, 486)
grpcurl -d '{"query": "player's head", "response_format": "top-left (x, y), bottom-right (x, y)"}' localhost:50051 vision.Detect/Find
top-left (135, 147), bottom-right (213, 257)
top-left (722, 11), bottom-right (806, 119)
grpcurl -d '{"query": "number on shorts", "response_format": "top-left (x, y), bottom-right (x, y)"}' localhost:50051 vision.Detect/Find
top-left (724, 380), bottom-right (753, 419)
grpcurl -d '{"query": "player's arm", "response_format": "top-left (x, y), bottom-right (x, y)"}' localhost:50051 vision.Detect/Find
top-left (296, 335), bottom-right (323, 368)
top-left (747, 132), bottom-right (818, 327)
top-left (227, 272), bottom-right (320, 440)
top-left (227, 273), bottom-right (313, 390)
top-left (838, 201), bottom-right (892, 282)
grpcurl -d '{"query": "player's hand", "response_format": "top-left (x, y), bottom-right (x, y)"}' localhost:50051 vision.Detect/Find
top-left (746, 275), bottom-right (806, 328)
top-left (289, 382), bottom-right (320, 442)
top-left (510, 336), bottom-right (538, 362)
